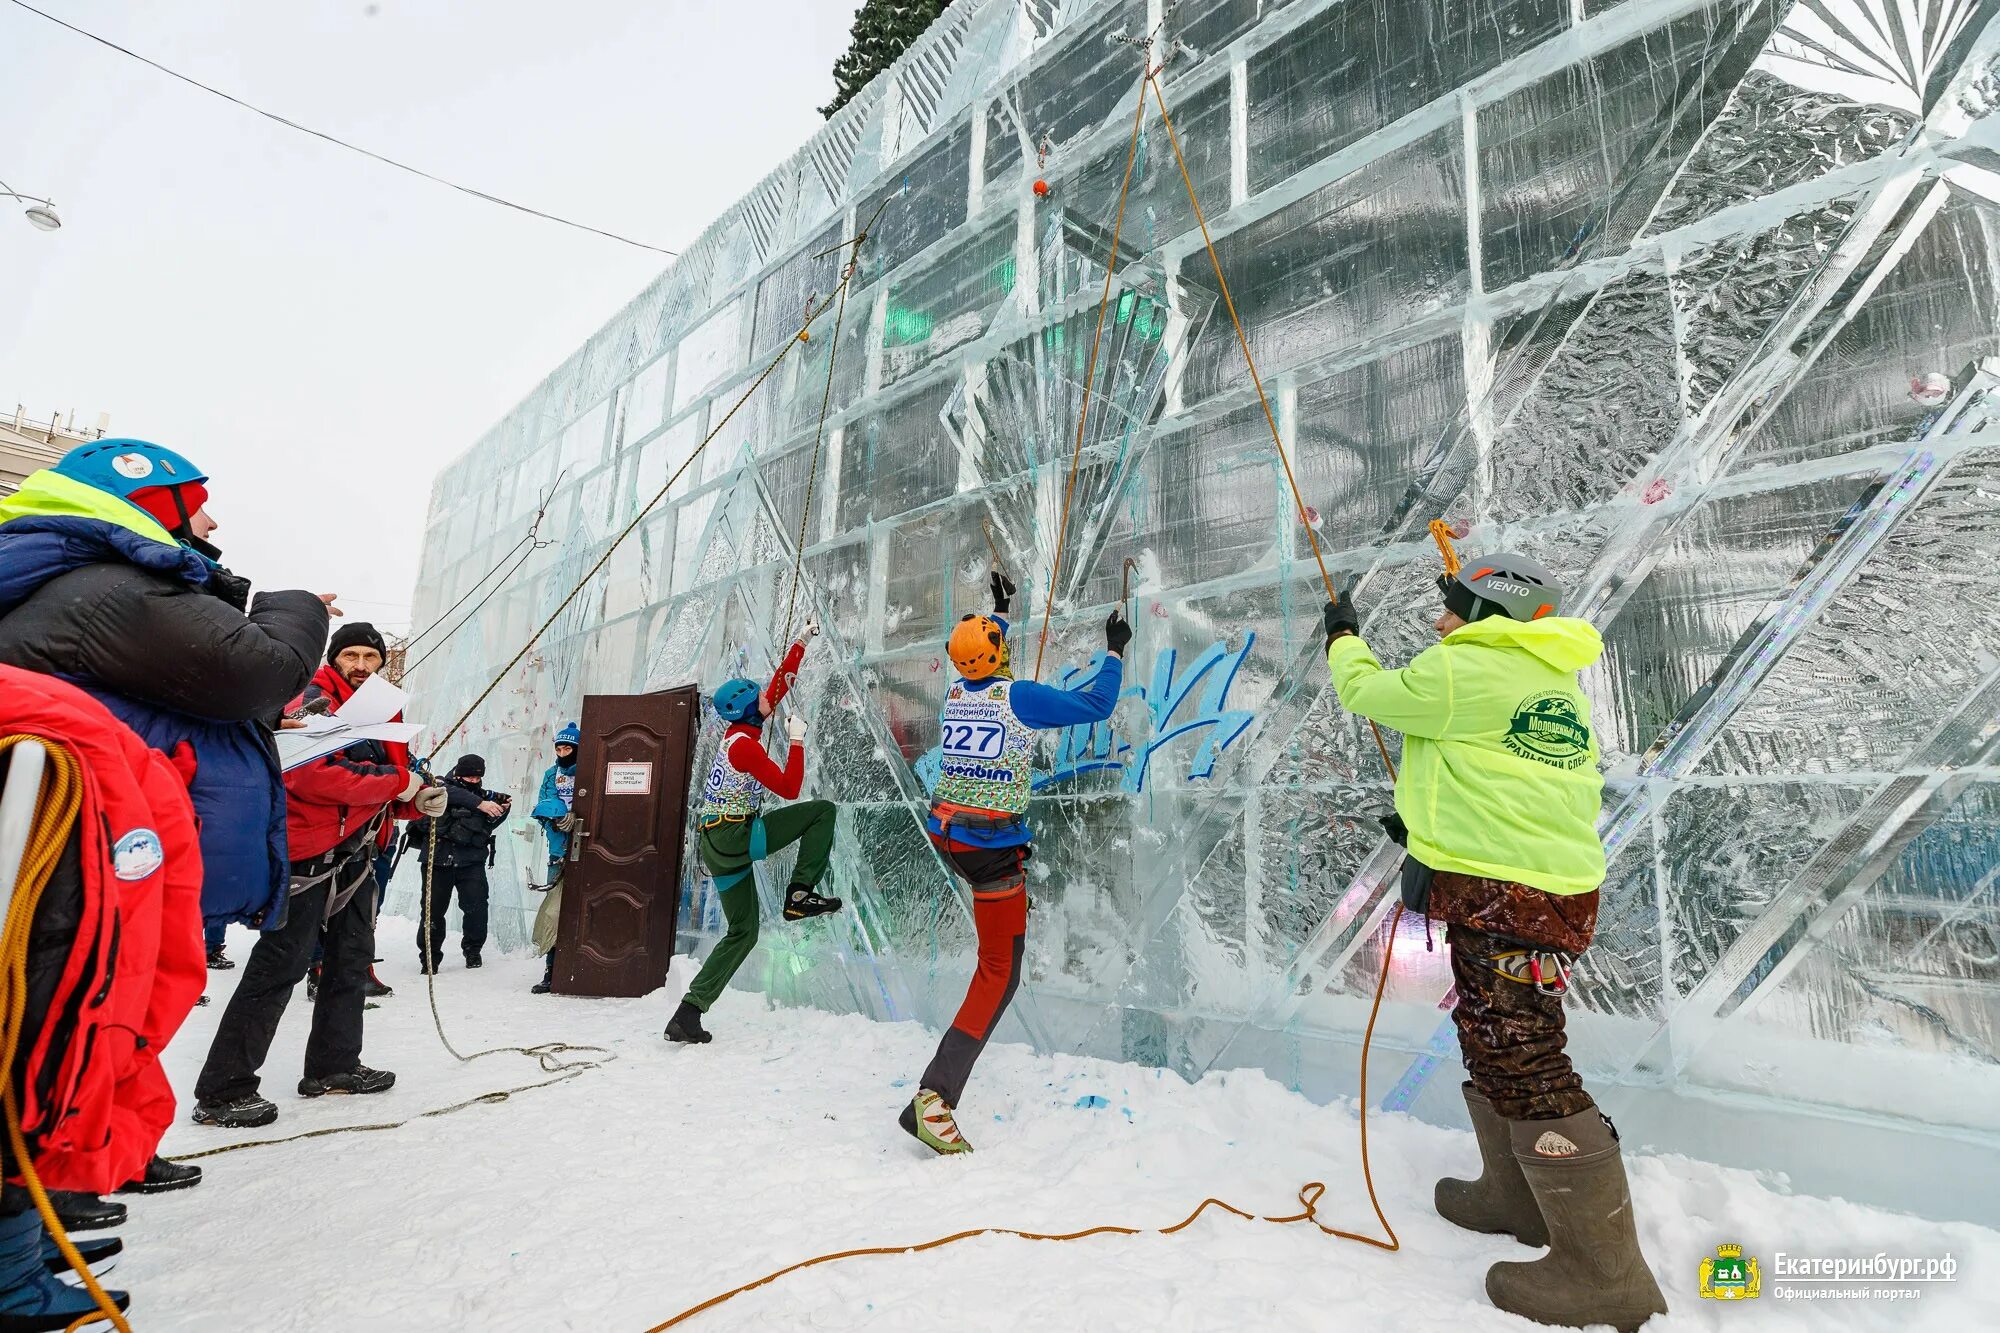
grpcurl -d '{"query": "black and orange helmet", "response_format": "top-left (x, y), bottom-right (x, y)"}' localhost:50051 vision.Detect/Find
top-left (947, 614), bottom-right (1008, 681)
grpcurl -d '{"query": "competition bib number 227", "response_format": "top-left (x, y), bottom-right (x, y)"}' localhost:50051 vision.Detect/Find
top-left (941, 720), bottom-right (1006, 760)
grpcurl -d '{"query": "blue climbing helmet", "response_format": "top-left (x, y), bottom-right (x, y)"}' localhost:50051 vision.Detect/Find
top-left (54, 440), bottom-right (209, 519)
top-left (554, 721), bottom-right (581, 747)
top-left (711, 678), bottom-right (762, 724)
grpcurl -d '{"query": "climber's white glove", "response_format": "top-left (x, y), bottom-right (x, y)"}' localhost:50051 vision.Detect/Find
top-left (785, 714), bottom-right (807, 744)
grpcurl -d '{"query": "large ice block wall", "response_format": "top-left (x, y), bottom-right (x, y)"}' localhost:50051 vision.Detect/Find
top-left (406, 0), bottom-right (2000, 1151)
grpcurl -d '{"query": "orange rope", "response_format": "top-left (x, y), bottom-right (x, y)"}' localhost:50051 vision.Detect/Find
top-left (644, 904), bottom-right (1405, 1330)
top-left (0, 737), bottom-right (133, 1333)
top-left (1033, 72), bottom-right (1152, 681)
top-left (1147, 71), bottom-right (1397, 781)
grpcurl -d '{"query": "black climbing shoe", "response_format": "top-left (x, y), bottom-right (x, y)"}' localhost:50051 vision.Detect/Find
top-left (42, 1233), bottom-right (121, 1278)
top-left (364, 966), bottom-right (393, 998)
top-left (192, 1093), bottom-right (278, 1129)
top-left (782, 885), bottom-right (842, 921)
top-left (205, 943), bottom-right (234, 970)
top-left (115, 1155), bottom-right (201, 1195)
top-left (298, 1066), bottom-right (396, 1098)
top-left (45, 1194), bottom-right (125, 1234)
top-left (664, 999), bottom-right (712, 1044)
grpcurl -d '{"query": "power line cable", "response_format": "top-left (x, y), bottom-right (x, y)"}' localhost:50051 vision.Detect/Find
top-left (4, 0), bottom-right (678, 256)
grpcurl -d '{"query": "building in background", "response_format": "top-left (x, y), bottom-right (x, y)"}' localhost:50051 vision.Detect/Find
top-left (406, 0), bottom-right (2000, 1216)
top-left (0, 405), bottom-right (107, 495)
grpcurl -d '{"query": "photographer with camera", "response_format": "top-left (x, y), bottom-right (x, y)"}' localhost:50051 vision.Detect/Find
top-left (420, 754), bottom-right (511, 973)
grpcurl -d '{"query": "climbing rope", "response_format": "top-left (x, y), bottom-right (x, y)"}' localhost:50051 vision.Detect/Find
top-left (780, 194), bottom-right (890, 645)
top-left (1032, 67), bottom-right (1152, 681)
top-left (400, 471), bottom-right (565, 674)
top-left (425, 256), bottom-right (867, 762)
top-left (0, 736), bottom-right (132, 1333)
top-left (166, 1064), bottom-right (590, 1163)
top-left (1143, 68), bottom-right (1398, 780)
top-left (646, 903), bottom-right (1408, 1330)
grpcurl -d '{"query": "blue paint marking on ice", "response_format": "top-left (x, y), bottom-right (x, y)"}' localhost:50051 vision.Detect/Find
top-left (913, 636), bottom-right (1258, 797)
top-left (1073, 1094), bottom-right (1109, 1110)
top-left (1382, 1011), bottom-right (1460, 1113)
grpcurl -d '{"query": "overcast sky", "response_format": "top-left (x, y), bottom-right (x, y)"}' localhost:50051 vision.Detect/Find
top-left (0, 0), bottom-right (857, 633)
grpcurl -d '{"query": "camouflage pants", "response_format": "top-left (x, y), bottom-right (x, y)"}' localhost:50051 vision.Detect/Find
top-left (1433, 870), bottom-right (1600, 1122)
top-left (1448, 924), bottom-right (1595, 1121)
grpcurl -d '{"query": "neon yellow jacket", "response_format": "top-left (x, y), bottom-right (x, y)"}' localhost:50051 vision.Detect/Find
top-left (1327, 616), bottom-right (1606, 895)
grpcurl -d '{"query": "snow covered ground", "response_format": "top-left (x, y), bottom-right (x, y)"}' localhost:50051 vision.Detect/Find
top-left (118, 918), bottom-right (2000, 1331)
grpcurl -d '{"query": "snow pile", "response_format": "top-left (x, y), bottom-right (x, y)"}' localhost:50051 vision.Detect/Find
top-left (125, 920), bottom-right (2000, 1331)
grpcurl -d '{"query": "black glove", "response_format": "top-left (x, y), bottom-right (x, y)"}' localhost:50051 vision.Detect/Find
top-left (1104, 608), bottom-right (1132, 656)
top-left (1378, 812), bottom-right (1407, 846)
top-left (1323, 591), bottom-right (1359, 646)
top-left (990, 570), bottom-right (1016, 615)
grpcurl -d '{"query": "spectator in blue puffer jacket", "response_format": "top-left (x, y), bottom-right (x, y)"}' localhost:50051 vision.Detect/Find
top-left (0, 442), bottom-right (330, 943)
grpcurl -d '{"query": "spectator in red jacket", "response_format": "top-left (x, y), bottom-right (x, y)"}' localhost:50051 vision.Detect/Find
top-left (190, 731), bottom-right (445, 1129)
top-left (297, 623), bottom-right (410, 1000)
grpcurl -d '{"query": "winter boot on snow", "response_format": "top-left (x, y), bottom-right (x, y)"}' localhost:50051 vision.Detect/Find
top-left (42, 1234), bottom-right (121, 1281)
top-left (364, 966), bottom-right (393, 999)
top-left (40, 1197), bottom-right (121, 1236)
top-left (205, 943), bottom-right (233, 970)
top-left (782, 884), bottom-right (842, 921)
top-left (1436, 1083), bottom-right (1547, 1246)
top-left (192, 1093), bottom-right (278, 1130)
top-left (115, 1156), bottom-right (201, 1196)
top-left (899, 1089), bottom-right (972, 1155)
top-left (0, 1210), bottom-right (128, 1332)
top-left (1484, 1109), bottom-right (1667, 1333)
top-left (298, 1066), bottom-right (396, 1098)
top-left (664, 1000), bottom-right (712, 1044)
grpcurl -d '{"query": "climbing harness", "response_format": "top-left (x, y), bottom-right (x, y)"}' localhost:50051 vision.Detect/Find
top-left (0, 735), bottom-right (132, 1333)
top-left (1490, 948), bottom-right (1576, 997)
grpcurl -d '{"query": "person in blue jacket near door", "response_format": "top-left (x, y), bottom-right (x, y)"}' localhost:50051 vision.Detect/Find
top-left (529, 721), bottom-right (581, 994)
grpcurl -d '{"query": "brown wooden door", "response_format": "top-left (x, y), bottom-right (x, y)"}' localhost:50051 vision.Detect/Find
top-left (553, 687), bottom-right (698, 997)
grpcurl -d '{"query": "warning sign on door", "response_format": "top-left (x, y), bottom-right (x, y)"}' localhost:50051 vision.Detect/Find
top-left (604, 762), bottom-right (654, 795)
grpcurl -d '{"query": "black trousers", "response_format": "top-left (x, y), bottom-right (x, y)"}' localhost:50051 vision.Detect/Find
top-left (423, 862), bottom-right (489, 967)
top-left (194, 868), bottom-right (375, 1103)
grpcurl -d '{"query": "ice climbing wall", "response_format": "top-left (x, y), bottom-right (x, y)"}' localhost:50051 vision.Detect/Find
top-left (406, 0), bottom-right (2000, 1149)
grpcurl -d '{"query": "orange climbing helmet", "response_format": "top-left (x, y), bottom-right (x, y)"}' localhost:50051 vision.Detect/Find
top-left (947, 614), bottom-right (1009, 681)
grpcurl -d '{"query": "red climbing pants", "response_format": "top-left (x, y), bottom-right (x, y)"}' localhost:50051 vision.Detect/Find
top-left (919, 839), bottom-right (1028, 1108)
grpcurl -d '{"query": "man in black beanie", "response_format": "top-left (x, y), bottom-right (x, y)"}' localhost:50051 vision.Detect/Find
top-left (296, 621), bottom-right (410, 1000)
top-left (421, 754), bottom-right (510, 972)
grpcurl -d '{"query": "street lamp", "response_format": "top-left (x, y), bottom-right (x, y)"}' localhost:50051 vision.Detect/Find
top-left (0, 179), bottom-right (61, 232)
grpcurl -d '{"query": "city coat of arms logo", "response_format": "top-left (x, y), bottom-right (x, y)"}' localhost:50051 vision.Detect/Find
top-left (1698, 1243), bottom-right (1761, 1300)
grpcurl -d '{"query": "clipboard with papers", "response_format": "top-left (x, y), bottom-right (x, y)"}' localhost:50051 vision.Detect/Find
top-left (276, 673), bottom-right (425, 772)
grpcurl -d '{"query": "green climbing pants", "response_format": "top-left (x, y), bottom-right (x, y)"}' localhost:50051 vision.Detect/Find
top-left (684, 800), bottom-right (836, 1012)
